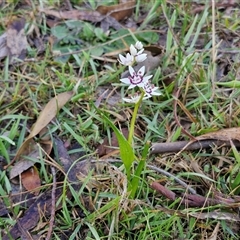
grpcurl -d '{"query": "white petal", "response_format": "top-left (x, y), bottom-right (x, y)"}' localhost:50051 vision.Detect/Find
top-left (118, 54), bottom-right (126, 64)
top-left (118, 53), bottom-right (133, 66)
top-left (143, 75), bottom-right (153, 82)
top-left (152, 87), bottom-right (160, 91)
top-left (135, 53), bottom-right (147, 62)
top-left (122, 97), bottom-right (133, 103)
top-left (137, 49), bottom-right (144, 54)
top-left (126, 53), bottom-right (133, 61)
top-left (152, 89), bottom-right (162, 96)
top-left (144, 94), bottom-right (151, 98)
top-left (152, 91), bottom-right (161, 96)
top-left (124, 53), bottom-right (134, 65)
top-left (128, 84), bottom-right (137, 89)
top-left (120, 77), bottom-right (131, 85)
top-left (137, 66), bottom-right (145, 76)
top-left (130, 44), bottom-right (137, 56)
top-left (136, 82), bottom-right (145, 88)
top-left (135, 41), bottom-right (143, 50)
top-left (143, 95), bottom-right (152, 100)
top-left (128, 66), bottom-right (135, 76)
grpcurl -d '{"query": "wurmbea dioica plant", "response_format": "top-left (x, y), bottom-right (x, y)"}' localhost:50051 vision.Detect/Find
top-left (119, 41), bottom-right (161, 197)
top-left (98, 41), bottom-right (161, 198)
top-left (118, 41), bottom-right (161, 197)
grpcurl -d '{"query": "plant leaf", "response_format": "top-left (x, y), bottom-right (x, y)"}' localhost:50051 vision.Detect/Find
top-left (94, 107), bottom-right (135, 179)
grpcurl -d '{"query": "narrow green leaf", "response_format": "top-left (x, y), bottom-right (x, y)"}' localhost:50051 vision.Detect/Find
top-left (184, 14), bottom-right (198, 46)
top-left (231, 172), bottom-right (240, 193)
top-left (230, 141), bottom-right (240, 165)
top-left (94, 107), bottom-right (135, 179)
top-left (0, 135), bottom-right (15, 146)
top-left (63, 122), bottom-right (85, 148)
top-left (87, 196), bottom-right (121, 222)
top-left (129, 160), bottom-right (145, 198)
top-left (129, 142), bottom-right (150, 198)
top-left (85, 222), bottom-right (101, 240)
top-left (188, 7), bottom-right (208, 51)
top-left (216, 80), bottom-right (240, 88)
top-left (142, 142), bottom-right (150, 160)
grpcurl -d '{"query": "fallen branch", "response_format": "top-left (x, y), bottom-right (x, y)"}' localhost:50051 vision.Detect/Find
top-left (150, 182), bottom-right (239, 208)
top-left (151, 139), bottom-right (240, 154)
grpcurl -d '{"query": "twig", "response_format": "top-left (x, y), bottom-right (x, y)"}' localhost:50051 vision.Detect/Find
top-left (150, 139), bottom-right (240, 154)
top-left (151, 182), bottom-right (239, 208)
top-left (46, 166), bottom-right (56, 240)
top-left (147, 165), bottom-right (197, 195)
top-left (209, 0), bottom-right (217, 102)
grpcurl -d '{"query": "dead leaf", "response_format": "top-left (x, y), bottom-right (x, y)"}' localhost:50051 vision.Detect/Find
top-left (11, 91), bottom-right (74, 164)
top-left (96, 1), bottom-right (135, 21)
top-left (2, 188), bottom-right (64, 240)
top-left (10, 159), bottom-right (35, 180)
top-left (9, 138), bottom-right (53, 181)
top-left (39, 8), bottom-right (104, 22)
top-left (31, 91), bottom-right (74, 138)
top-left (8, 92), bottom-right (68, 193)
top-left (145, 45), bottom-right (164, 55)
top-left (40, 139), bottom-right (53, 155)
top-left (40, 7), bottom-right (123, 31)
top-left (197, 127), bottom-right (240, 142)
top-left (208, 222), bottom-right (220, 240)
top-left (21, 167), bottom-right (41, 195)
top-left (0, 18), bottom-right (28, 62)
top-left (7, 18), bottom-right (28, 56)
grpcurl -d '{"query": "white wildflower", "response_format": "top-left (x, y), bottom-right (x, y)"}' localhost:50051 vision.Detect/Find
top-left (120, 66), bottom-right (152, 89)
top-left (118, 53), bottom-right (134, 66)
top-left (143, 82), bottom-right (161, 98)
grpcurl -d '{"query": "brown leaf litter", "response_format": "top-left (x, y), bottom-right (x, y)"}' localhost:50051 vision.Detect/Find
top-left (0, 18), bottom-right (28, 63)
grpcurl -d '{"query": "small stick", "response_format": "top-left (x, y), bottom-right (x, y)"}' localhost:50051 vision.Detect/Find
top-left (209, 0), bottom-right (217, 102)
top-left (151, 139), bottom-right (240, 154)
top-left (147, 165), bottom-right (197, 195)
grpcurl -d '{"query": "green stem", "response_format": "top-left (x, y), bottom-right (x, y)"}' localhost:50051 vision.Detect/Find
top-left (128, 91), bottom-right (145, 144)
